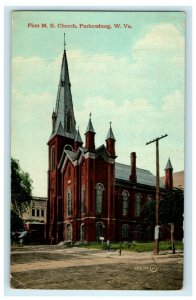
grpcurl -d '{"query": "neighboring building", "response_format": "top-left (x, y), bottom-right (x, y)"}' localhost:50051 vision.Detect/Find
top-left (23, 196), bottom-right (47, 243)
top-left (161, 170), bottom-right (184, 189)
top-left (46, 44), bottom-right (175, 244)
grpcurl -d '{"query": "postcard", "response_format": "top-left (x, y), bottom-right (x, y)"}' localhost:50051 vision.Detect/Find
top-left (10, 10), bottom-right (185, 291)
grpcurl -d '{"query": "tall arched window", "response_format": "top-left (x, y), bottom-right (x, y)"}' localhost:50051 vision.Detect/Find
top-left (67, 188), bottom-right (72, 216)
top-left (122, 190), bottom-right (129, 216)
top-left (122, 224), bottom-right (129, 239)
top-left (96, 183), bottom-right (104, 214)
top-left (81, 186), bottom-right (85, 214)
top-left (135, 193), bottom-right (142, 217)
top-left (66, 223), bottom-right (72, 241)
top-left (96, 222), bottom-right (104, 241)
top-left (146, 194), bottom-right (152, 221)
top-left (51, 146), bottom-right (55, 170)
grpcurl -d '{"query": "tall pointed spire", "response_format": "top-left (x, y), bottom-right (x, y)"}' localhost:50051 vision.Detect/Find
top-left (75, 126), bottom-right (83, 143)
top-left (105, 121), bottom-right (116, 157)
top-left (64, 32), bottom-right (66, 52)
top-left (106, 121), bottom-right (115, 141)
top-left (85, 113), bottom-right (96, 151)
top-left (165, 158), bottom-right (173, 170)
top-left (74, 126), bottom-right (83, 151)
top-left (50, 34), bottom-right (76, 140)
top-left (85, 113), bottom-right (95, 134)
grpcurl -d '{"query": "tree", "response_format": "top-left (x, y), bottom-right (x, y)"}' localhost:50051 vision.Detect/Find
top-left (159, 188), bottom-right (184, 226)
top-left (11, 158), bottom-right (33, 231)
top-left (145, 188), bottom-right (184, 240)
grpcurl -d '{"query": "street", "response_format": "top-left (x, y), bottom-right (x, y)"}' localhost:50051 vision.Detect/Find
top-left (10, 245), bottom-right (183, 290)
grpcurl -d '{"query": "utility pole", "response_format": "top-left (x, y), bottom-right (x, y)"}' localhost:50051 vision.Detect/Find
top-left (146, 134), bottom-right (168, 255)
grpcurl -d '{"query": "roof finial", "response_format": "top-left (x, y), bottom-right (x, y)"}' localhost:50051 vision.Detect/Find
top-left (89, 112), bottom-right (92, 119)
top-left (110, 121), bottom-right (112, 127)
top-left (64, 33), bottom-right (66, 51)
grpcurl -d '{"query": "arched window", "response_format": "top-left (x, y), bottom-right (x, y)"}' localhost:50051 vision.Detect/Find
top-left (122, 190), bottom-right (129, 216)
top-left (51, 146), bottom-right (55, 170)
top-left (146, 194), bottom-right (152, 220)
top-left (96, 222), bottom-right (104, 241)
top-left (80, 224), bottom-right (84, 241)
top-left (67, 188), bottom-right (72, 216)
top-left (61, 79), bottom-right (65, 87)
top-left (81, 186), bottom-right (85, 214)
top-left (135, 193), bottom-right (142, 217)
top-left (122, 224), bottom-right (129, 239)
top-left (96, 183), bottom-right (104, 214)
top-left (64, 144), bottom-right (73, 151)
top-left (66, 223), bottom-right (72, 241)
top-left (147, 194), bottom-right (152, 203)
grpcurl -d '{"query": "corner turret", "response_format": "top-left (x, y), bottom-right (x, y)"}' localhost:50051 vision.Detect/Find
top-left (85, 113), bottom-right (96, 151)
top-left (106, 122), bottom-right (116, 157)
top-left (165, 158), bottom-right (173, 190)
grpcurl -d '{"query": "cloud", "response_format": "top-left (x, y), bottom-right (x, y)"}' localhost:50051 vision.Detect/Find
top-left (11, 23), bottom-right (185, 196)
top-left (161, 90), bottom-right (184, 114)
top-left (133, 24), bottom-right (184, 53)
top-left (12, 23), bottom-right (185, 109)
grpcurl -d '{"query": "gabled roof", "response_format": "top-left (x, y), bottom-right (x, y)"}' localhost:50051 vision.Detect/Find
top-left (115, 162), bottom-right (164, 187)
top-left (65, 150), bottom-right (77, 161)
top-left (95, 144), bottom-right (111, 161)
top-left (58, 146), bottom-right (86, 170)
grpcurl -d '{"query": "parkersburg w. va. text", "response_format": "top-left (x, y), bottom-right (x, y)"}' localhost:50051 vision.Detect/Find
top-left (27, 23), bottom-right (133, 29)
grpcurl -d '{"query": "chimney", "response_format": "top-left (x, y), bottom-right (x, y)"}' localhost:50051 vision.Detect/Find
top-left (129, 152), bottom-right (137, 183)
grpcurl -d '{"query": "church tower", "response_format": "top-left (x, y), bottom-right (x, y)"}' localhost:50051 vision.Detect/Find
top-left (46, 36), bottom-right (77, 244)
top-left (165, 158), bottom-right (173, 190)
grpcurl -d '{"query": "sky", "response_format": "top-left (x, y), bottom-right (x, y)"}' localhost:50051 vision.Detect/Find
top-left (11, 11), bottom-right (185, 197)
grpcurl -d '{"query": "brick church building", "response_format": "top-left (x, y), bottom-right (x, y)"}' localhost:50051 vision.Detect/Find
top-left (46, 44), bottom-right (173, 244)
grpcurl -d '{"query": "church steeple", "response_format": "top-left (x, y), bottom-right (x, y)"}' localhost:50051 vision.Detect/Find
top-left (50, 35), bottom-right (76, 140)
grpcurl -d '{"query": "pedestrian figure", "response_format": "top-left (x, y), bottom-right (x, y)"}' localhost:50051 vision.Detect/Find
top-left (107, 240), bottom-right (110, 251)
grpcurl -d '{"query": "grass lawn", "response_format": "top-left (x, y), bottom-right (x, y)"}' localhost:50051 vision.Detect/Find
top-left (76, 241), bottom-right (183, 252)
